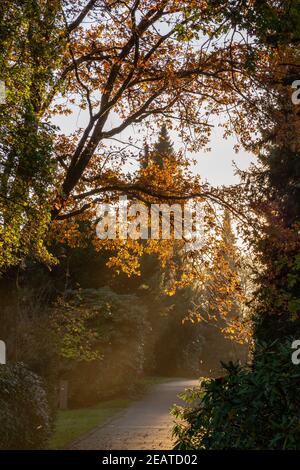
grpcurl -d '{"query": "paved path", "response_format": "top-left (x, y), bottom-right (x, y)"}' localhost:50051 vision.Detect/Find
top-left (70, 379), bottom-right (198, 450)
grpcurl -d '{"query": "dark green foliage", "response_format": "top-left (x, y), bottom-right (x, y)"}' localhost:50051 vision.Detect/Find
top-left (152, 124), bottom-right (174, 168)
top-left (153, 311), bottom-right (204, 377)
top-left (176, 132), bottom-right (300, 448)
top-left (58, 288), bottom-right (151, 406)
top-left (135, 251), bottom-right (207, 377)
top-left (222, 0), bottom-right (300, 47)
top-left (0, 363), bottom-right (52, 449)
top-left (173, 340), bottom-right (300, 449)
top-left (140, 142), bottom-right (150, 170)
top-left (0, 267), bottom-right (59, 426)
top-left (250, 147), bottom-right (300, 343)
top-left (139, 124), bottom-right (174, 169)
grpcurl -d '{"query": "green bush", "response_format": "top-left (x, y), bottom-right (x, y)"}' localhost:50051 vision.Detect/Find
top-left (56, 288), bottom-right (151, 406)
top-left (173, 340), bottom-right (300, 449)
top-left (0, 363), bottom-right (52, 449)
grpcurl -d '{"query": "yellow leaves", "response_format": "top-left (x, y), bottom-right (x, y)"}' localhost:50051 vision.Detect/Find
top-left (95, 238), bottom-right (144, 277)
top-left (221, 318), bottom-right (252, 345)
top-left (0, 199), bottom-right (56, 270)
top-left (165, 288), bottom-right (176, 297)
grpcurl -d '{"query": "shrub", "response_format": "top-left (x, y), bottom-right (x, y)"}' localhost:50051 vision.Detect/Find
top-left (173, 339), bottom-right (300, 449)
top-left (0, 363), bottom-right (52, 449)
top-left (54, 288), bottom-right (151, 406)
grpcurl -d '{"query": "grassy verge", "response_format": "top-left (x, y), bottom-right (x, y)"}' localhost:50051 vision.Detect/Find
top-left (48, 399), bottom-right (130, 449)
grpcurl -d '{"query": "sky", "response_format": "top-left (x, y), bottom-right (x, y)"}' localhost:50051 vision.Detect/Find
top-left (51, 13), bottom-right (257, 188)
top-left (48, 5), bottom-right (261, 190)
top-left (53, 107), bottom-right (255, 188)
top-left (192, 126), bottom-right (255, 187)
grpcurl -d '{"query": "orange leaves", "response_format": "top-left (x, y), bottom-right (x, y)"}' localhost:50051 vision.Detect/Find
top-left (50, 219), bottom-right (81, 248)
top-left (93, 238), bottom-right (144, 276)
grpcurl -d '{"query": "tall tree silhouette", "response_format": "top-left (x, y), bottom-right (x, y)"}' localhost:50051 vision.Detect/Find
top-left (139, 124), bottom-right (174, 170)
top-left (140, 142), bottom-right (150, 170)
top-left (153, 124), bottom-right (174, 168)
top-left (209, 208), bottom-right (241, 322)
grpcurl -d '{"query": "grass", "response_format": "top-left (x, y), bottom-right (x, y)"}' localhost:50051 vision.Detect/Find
top-left (48, 399), bottom-right (130, 450)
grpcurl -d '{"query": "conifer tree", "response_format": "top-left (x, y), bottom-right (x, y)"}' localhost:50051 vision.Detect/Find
top-left (153, 124), bottom-right (174, 168)
top-left (139, 124), bottom-right (174, 170)
top-left (140, 142), bottom-right (150, 170)
top-left (210, 208), bottom-right (241, 322)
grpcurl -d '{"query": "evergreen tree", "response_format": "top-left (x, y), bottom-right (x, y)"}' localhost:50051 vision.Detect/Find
top-left (139, 124), bottom-right (174, 170)
top-left (152, 124), bottom-right (174, 168)
top-left (221, 209), bottom-right (236, 252)
top-left (140, 142), bottom-right (150, 170)
top-left (136, 125), bottom-right (205, 375)
top-left (208, 209), bottom-right (241, 320)
top-left (198, 209), bottom-right (245, 374)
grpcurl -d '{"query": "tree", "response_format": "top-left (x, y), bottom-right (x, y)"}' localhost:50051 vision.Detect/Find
top-left (152, 124), bottom-right (174, 168)
top-left (136, 126), bottom-right (205, 376)
top-left (139, 124), bottom-right (174, 169)
top-left (246, 89), bottom-right (300, 343)
top-left (173, 4), bottom-right (300, 449)
top-left (188, 209), bottom-right (248, 374)
top-left (0, 0), bottom-right (263, 272)
top-left (0, 0), bottom-right (63, 269)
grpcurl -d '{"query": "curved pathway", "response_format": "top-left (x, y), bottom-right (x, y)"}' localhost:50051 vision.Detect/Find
top-left (70, 379), bottom-right (198, 450)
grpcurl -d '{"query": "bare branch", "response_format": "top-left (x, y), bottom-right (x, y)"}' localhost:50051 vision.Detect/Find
top-left (67, 0), bottom-right (98, 33)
